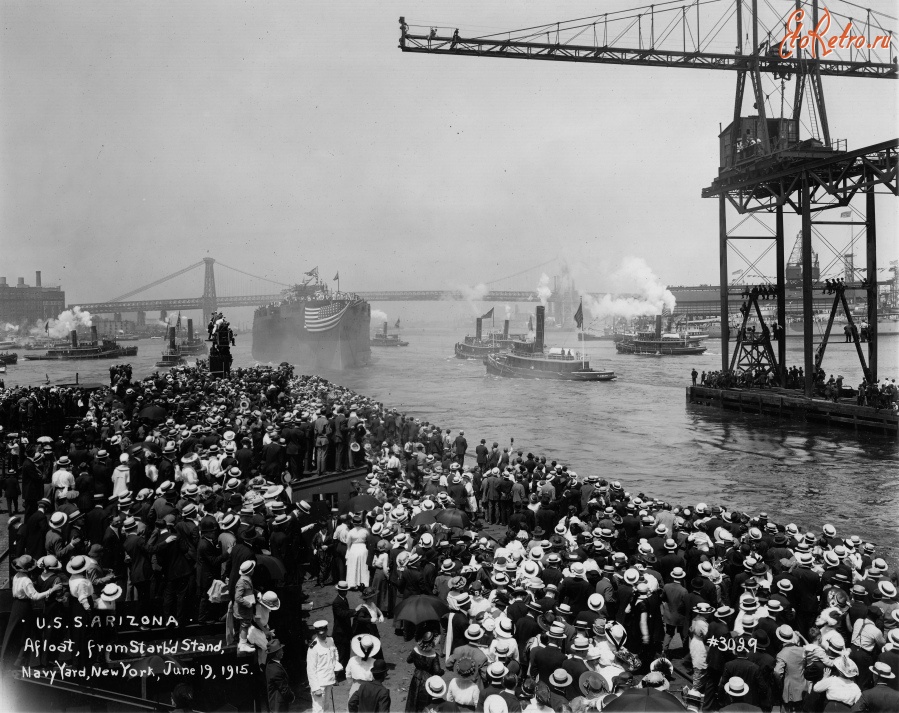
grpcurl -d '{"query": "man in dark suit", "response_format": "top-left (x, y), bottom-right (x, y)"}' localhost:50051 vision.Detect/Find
top-left (84, 493), bottom-right (110, 545)
top-left (854, 662), bottom-right (899, 712)
top-left (348, 659), bottom-right (390, 713)
top-left (453, 431), bottom-right (467, 466)
top-left (21, 497), bottom-right (50, 559)
top-left (265, 640), bottom-right (295, 712)
top-left (20, 448), bottom-right (45, 520)
top-left (331, 581), bottom-right (354, 667)
top-left (475, 439), bottom-right (489, 471)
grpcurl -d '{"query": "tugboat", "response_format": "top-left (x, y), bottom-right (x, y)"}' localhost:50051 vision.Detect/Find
top-left (454, 316), bottom-right (506, 359)
top-left (615, 315), bottom-right (707, 356)
top-left (156, 327), bottom-right (187, 368)
top-left (178, 319), bottom-right (208, 355)
top-left (23, 327), bottom-right (138, 361)
top-left (485, 306), bottom-right (616, 381)
top-left (371, 321), bottom-right (409, 347)
top-left (0, 351), bottom-right (17, 365)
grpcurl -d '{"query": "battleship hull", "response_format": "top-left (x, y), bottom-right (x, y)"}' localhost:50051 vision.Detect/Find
top-left (252, 299), bottom-right (371, 370)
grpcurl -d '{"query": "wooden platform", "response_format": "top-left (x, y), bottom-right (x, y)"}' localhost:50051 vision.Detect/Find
top-left (290, 465), bottom-right (369, 508)
top-left (687, 386), bottom-right (898, 436)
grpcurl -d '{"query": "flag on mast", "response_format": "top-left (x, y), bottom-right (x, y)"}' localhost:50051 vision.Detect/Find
top-left (481, 308), bottom-right (494, 320)
top-left (44, 321), bottom-right (49, 334)
top-left (840, 211), bottom-right (851, 218)
top-left (333, 272), bottom-right (339, 281)
top-left (395, 318), bottom-right (401, 328)
top-left (574, 300), bottom-right (584, 329)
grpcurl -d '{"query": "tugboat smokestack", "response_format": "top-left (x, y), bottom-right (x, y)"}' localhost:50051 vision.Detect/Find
top-left (475, 318), bottom-right (482, 341)
top-left (535, 306), bottom-right (545, 352)
top-left (503, 319), bottom-right (509, 338)
top-left (71, 330), bottom-right (78, 348)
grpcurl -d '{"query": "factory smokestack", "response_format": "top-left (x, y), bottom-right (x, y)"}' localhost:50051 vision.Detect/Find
top-left (535, 306), bottom-right (545, 352)
top-left (35, 271), bottom-right (41, 287)
top-left (17, 277), bottom-right (25, 288)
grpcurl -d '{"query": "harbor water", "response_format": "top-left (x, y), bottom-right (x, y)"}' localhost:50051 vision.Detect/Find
top-left (3, 330), bottom-right (897, 562)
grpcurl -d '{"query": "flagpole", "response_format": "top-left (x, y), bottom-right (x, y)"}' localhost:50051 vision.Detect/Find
top-left (580, 299), bottom-right (586, 367)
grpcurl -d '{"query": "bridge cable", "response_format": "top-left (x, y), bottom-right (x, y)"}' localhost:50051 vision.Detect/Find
top-left (215, 262), bottom-right (292, 288)
top-left (109, 261), bottom-right (205, 302)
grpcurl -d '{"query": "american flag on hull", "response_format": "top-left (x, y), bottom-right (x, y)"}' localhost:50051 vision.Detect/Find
top-left (305, 302), bottom-right (350, 332)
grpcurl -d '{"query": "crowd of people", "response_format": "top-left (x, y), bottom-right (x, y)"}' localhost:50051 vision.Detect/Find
top-left (1, 362), bottom-right (898, 712)
top-left (694, 367), bottom-right (899, 410)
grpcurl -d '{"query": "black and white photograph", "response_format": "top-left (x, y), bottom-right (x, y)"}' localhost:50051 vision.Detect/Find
top-left (1, 1), bottom-right (897, 711)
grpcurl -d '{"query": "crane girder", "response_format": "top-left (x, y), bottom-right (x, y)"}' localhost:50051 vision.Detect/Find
top-left (400, 33), bottom-right (898, 79)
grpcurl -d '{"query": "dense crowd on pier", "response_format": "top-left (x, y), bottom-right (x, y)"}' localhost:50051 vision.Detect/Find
top-left (695, 367), bottom-right (899, 410)
top-left (0, 364), bottom-right (898, 713)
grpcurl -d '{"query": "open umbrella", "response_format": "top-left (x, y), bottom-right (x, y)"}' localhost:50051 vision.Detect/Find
top-left (138, 404), bottom-right (167, 423)
top-left (130, 441), bottom-right (162, 456)
top-left (411, 511), bottom-right (437, 527)
top-left (36, 436), bottom-right (54, 444)
top-left (254, 554), bottom-right (287, 583)
top-left (434, 508), bottom-right (469, 529)
top-left (393, 595), bottom-right (449, 625)
top-left (339, 493), bottom-right (379, 514)
top-left (601, 688), bottom-right (687, 712)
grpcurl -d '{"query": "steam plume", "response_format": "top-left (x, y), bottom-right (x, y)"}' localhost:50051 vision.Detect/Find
top-left (37, 306), bottom-right (94, 339)
top-left (536, 274), bottom-right (552, 307)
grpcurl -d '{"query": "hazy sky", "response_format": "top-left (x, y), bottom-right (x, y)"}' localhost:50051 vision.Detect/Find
top-left (1, 0), bottom-right (897, 306)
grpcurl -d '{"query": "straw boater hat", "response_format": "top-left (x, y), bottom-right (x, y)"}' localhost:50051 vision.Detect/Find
top-left (425, 676), bottom-right (447, 698)
top-left (724, 677), bottom-right (749, 698)
top-left (101, 583), bottom-right (123, 602)
top-left (351, 634), bottom-right (381, 659)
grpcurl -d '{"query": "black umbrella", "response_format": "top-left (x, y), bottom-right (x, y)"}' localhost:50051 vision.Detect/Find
top-left (255, 554), bottom-right (287, 583)
top-left (411, 511), bottom-right (437, 527)
top-left (434, 508), bottom-right (469, 529)
top-left (339, 493), bottom-right (379, 514)
top-left (601, 688), bottom-right (687, 712)
top-left (393, 595), bottom-right (449, 625)
top-left (138, 404), bottom-right (167, 423)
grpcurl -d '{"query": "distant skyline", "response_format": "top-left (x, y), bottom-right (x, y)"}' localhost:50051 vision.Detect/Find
top-left (1, 0), bottom-right (896, 309)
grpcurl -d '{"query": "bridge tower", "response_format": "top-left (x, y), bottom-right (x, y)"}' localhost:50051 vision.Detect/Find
top-left (202, 258), bottom-right (217, 319)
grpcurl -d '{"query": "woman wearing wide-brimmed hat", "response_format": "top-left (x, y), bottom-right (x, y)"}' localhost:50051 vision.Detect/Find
top-left (0, 555), bottom-right (64, 668)
top-left (33, 555), bottom-right (71, 667)
top-left (346, 633), bottom-right (380, 699)
top-left (811, 653), bottom-right (862, 708)
top-left (352, 588), bottom-right (385, 659)
top-left (405, 631), bottom-right (444, 713)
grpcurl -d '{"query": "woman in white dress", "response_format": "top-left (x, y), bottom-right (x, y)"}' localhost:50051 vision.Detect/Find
top-left (346, 634), bottom-right (379, 699)
top-left (345, 513), bottom-right (371, 589)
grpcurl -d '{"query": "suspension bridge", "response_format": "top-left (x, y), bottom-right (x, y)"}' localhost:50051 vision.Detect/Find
top-left (68, 256), bottom-right (583, 320)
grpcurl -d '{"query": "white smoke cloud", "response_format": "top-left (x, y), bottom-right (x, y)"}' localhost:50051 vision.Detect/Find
top-left (450, 282), bottom-right (489, 315)
top-left (37, 306), bottom-right (94, 339)
top-left (536, 274), bottom-right (552, 307)
top-left (504, 305), bottom-right (511, 320)
top-left (580, 257), bottom-right (676, 321)
top-left (371, 309), bottom-right (388, 322)
top-left (2, 322), bottom-right (17, 332)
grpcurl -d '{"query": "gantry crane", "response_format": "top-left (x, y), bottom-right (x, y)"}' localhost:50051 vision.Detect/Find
top-left (399, 0), bottom-right (898, 396)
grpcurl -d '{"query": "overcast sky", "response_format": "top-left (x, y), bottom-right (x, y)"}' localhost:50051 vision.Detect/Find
top-left (1, 0), bottom-right (896, 306)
